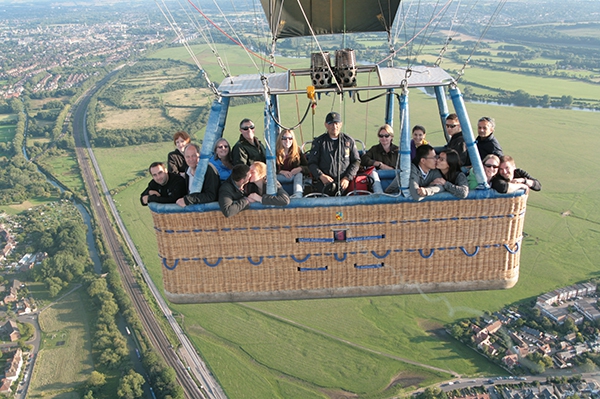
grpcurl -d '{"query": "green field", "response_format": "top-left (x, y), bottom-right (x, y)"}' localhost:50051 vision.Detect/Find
top-left (32, 288), bottom-right (94, 397)
top-left (37, 150), bottom-right (86, 197)
top-left (87, 42), bottom-right (600, 398)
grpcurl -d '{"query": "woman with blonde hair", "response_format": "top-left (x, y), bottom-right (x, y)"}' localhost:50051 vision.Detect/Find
top-left (245, 162), bottom-right (290, 206)
top-left (275, 129), bottom-right (308, 178)
top-left (361, 124), bottom-right (398, 170)
top-left (209, 137), bottom-right (233, 181)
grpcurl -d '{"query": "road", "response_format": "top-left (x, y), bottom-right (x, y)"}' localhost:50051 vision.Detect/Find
top-left (71, 68), bottom-right (226, 399)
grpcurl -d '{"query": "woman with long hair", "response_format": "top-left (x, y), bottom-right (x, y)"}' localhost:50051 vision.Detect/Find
top-left (275, 129), bottom-right (308, 178)
top-left (209, 138), bottom-right (233, 181)
top-left (431, 149), bottom-right (468, 198)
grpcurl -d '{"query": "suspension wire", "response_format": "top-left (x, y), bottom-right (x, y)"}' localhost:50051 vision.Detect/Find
top-left (294, 0), bottom-right (343, 94)
top-left (156, 0), bottom-right (219, 95)
top-left (406, 0), bottom-right (422, 68)
top-left (378, 0), bottom-right (453, 66)
top-left (183, 0), bottom-right (231, 78)
top-left (185, 0), bottom-right (288, 72)
top-left (414, 0), bottom-right (445, 61)
top-left (456, 0), bottom-right (508, 82)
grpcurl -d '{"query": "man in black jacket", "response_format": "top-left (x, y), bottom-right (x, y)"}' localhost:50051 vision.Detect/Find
top-left (492, 155), bottom-right (541, 194)
top-left (443, 113), bottom-right (470, 167)
top-left (231, 118), bottom-right (266, 165)
top-left (218, 164), bottom-right (256, 217)
top-left (308, 112), bottom-right (360, 195)
top-left (140, 162), bottom-right (186, 206)
top-left (175, 143), bottom-right (220, 206)
top-left (476, 116), bottom-right (503, 160)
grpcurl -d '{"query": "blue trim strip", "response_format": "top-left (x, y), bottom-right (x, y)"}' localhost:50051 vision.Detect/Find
top-left (298, 266), bottom-right (328, 272)
top-left (347, 235), bottom-right (384, 242)
top-left (355, 263), bottom-right (384, 270)
top-left (297, 237), bottom-right (334, 243)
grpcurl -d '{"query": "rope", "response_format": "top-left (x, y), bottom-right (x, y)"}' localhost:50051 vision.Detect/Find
top-left (456, 0), bottom-right (508, 82)
top-left (294, 0), bottom-right (343, 94)
top-left (185, 0), bottom-right (288, 71)
top-left (155, 0), bottom-right (219, 95)
top-left (378, 0), bottom-right (453, 66)
top-left (179, 0), bottom-right (231, 77)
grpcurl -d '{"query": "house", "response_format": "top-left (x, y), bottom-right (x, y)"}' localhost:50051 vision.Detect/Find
top-left (4, 348), bottom-right (23, 381)
top-left (502, 353), bottom-right (519, 368)
top-left (2, 320), bottom-right (20, 342)
top-left (0, 378), bottom-right (11, 394)
top-left (485, 320), bottom-right (503, 334)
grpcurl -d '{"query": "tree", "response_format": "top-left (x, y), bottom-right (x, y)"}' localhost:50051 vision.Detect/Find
top-left (87, 371), bottom-right (107, 388)
top-left (117, 369), bottom-right (145, 399)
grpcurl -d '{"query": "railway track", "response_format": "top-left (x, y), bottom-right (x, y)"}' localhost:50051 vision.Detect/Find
top-left (71, 72), bottom-right (205, 399)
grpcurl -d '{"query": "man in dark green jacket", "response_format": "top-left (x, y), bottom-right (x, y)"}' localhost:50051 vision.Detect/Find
top-left (232, 118), bottom-right (266, 165)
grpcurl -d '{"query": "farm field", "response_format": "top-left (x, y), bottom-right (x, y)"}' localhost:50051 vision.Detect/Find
top-left (98, 90), bottom-right (600, 399)
top-left (88, 40), bottom-right (600, 398)
top-left (31, 288), bottom-right (96, 398)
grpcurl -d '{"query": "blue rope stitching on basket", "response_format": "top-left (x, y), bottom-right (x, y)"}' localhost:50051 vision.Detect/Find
top-left (459, 246), bottom-right (480, 257)
top-left (159, 238), bottom-right (522, 268)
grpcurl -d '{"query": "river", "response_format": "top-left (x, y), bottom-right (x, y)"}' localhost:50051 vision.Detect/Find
top-left (22, 137), bottom-right (102, 274)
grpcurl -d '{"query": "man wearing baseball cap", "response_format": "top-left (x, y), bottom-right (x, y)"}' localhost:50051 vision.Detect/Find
top-left (308, 112), bottom-right (360, 195)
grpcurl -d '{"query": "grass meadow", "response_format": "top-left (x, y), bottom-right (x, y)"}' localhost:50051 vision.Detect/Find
top-left (0, 123), bottom-right (15, 157)
top-left (88, 43), bottom-right (600, 398)
top-left (37, 150), bottom-right (86, 196)
top-left (32, 288), bottom-right (95, 397)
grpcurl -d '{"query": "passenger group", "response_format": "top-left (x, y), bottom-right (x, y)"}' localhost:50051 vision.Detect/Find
top-left (140, 112), bottom-right (540, 216)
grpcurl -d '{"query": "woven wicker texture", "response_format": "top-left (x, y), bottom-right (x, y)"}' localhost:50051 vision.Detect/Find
top-left (152, 195), bottom-right (527, 303)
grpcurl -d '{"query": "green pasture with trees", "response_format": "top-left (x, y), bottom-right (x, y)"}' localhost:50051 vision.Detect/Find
top-left (95, 38), bottom-right (600, 397)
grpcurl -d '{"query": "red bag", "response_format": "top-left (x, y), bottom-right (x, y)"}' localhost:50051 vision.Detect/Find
top-left (347, 166), bottom-right (375, 195)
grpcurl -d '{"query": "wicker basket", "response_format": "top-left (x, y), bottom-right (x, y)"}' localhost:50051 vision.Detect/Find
top-left (151, 194), bottom-right (527, 303)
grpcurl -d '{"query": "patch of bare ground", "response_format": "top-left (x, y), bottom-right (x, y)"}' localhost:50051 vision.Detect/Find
top-left (386, 372), bottom-right (426, 390)
top-left (561, 210), bottom-right (571, 217)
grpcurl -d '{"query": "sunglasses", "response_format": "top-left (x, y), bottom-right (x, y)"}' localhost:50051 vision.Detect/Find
top-left (241, 125), bottom-right (255, 131)
top-left (378, 134), bottom-right (391, 138)
top-left (217, 145), bottom-right (229, 149)
top-left (484, 164), bottom-right (499, 169)
top-left (445, 124), bottom-right (458, 128)
top-left (281, 136), bottom-right (293, 141)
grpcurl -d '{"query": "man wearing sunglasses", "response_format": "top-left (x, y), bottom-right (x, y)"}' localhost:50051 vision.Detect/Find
top-left (232, 118), bottom-right (266, 166)
top-left (308, 112), bottom-right (360, 195)
top-left (443, 113), bottom-right (470, 167)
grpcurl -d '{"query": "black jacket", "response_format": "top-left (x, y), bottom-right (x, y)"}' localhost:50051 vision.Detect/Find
top-left (183, 163), bottom-right (221, 205)
top-left (232, 135), bottom-right (266, 166)
top-left (445, 132), bottom-right (470, 167)
top-left (218, 177), bottom-right (249, 217)
top-left (308, 132), bottom-right (360, 181)
top-left (140, 173), bottom-right (187, 206)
